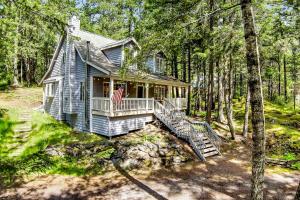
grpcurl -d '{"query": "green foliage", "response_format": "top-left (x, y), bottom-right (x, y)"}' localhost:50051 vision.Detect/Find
top-left (0, 109), bottom-right (113, 186)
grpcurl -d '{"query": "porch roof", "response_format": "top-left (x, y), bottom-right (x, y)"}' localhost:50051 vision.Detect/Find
top-left (75, 41), bottom-right (189, 87)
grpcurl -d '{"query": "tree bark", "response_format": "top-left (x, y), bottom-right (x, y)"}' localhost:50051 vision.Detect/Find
top-left (284, 54), bottom-right (287, 101)
top-left (243, 86), bottom-right (250, 137)
top-left (241, 1), bottom-right (266, 199)
top-left (224, 54), bottom-right (235, 139)
top-left (206, 0), bottom-right (214, 124)
top-left (278, 54), bottom-right (281, 96)
top-left (217, 59), bottom-right (225, 123)
top-left (295, 181), bottom-right (300, 200)
top-left (13, 15), bottom-right (19, 86)
top-left (182, 47), bottom-right (187, 82)
top-left (186, 44), bottom-right (191, 115)
top-left (240, 73), bottom-right (243, 97)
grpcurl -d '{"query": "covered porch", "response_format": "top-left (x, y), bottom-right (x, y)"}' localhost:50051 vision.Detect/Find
top-left (91, 76), bottom-right (189, 117)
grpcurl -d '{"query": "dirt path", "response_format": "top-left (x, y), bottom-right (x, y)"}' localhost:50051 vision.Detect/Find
top-left (1, 142), bottom-right (299, 200)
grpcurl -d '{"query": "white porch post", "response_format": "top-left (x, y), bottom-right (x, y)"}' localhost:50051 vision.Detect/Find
top-left (178, 87), bottom-right (182, 98)
top-left (145, 83), bottom-right (149, 110)
top-left (109, 78), bottom-right (114, 116)
top-left (89, 76), bottom-right (93, 132)
top-left (186, 86), bottom-right (189, 107)
top-left (167, 85), bottom-right (172, 99)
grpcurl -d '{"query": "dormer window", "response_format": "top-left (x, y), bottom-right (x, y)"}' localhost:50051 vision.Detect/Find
top-left (155, 56), bottom-right (165, 74)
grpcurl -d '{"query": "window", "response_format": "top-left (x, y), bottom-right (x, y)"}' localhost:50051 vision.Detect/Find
top-left (80, 82), bottom-right (85, 101)
top-left (154, 86), bottom-right (166, 100)
top-left (45, 83), bottom-right (55, 97)
top-left (103, 82), bottom-right (127, 97)
top-left (181, 87), bottom-right (186, 98)
top-left (103, 82), bottom-right (109, 97)
top-left (155, 56), bottom-right (165, 74)
top-left (62, 52), bottom-right (66, 64)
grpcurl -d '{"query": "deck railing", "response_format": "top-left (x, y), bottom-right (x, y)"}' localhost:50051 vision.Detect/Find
top-left (167, 98), bottom-right (187, 110)
top-left (114, 98), bottom-right (154, 112)
top-left (92, 97), bottom-right (155, 115)
top-left (92, 97), bottom-right (110, 112)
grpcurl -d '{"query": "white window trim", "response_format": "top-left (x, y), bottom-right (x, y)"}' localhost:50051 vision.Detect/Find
top-left (45, 83), bottom-right (55, 98)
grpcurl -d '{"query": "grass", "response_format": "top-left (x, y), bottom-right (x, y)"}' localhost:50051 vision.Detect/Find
top-left (0, 104), bottom-right (114, 186)
top-left (232, 99), bottom-right (300, 170)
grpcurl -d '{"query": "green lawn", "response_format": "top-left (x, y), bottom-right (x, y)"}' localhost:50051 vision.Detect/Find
top-left (0, 107), bottom-right (114, 187)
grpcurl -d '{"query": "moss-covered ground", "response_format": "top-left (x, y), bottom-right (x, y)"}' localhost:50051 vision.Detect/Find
top-left (232, 99), bottom-right (300, 170)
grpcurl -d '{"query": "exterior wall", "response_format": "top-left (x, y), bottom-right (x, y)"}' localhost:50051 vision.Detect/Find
top-left (91, 115), bottom-right (110, 136)
top-left (103, 46), bottom-right (122, 66)
top-left (44, 37), bottom-right (66, 121)
top-left (110, 114), bottom-right (153, 136)
top-left (91, 114), bottom-right (153, 136)
top-left (44, 82), bottom-right (62, 120)
top-left (63, 34), bottom-right (71, 113)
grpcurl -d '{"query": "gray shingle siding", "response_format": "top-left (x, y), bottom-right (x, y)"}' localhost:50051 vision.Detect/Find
top-left (103, 47), bottom-right (122, 66)
top-left (65, 51), bottom-right (87, 131)
top-left (91, 115), bottom-right (110, 135)
top-left (44, 37), bottom-right (66, 121)
top-left (109, 114), bottom-right (153, 136)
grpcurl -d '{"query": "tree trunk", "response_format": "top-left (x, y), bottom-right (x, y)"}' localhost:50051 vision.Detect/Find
top-left (186, 44), bottom-right (191, 115)
top-left (182, 47), bottom-right (187, 82)
top-left (13, 17), bottom-right (19, 86)
top-left (243, 86), bottom-right (250, 137)
top-left (241, 1), bottom-right (266, 199)
top-left (278, 54), bottom-right (281, 96)
top-left (295, 181), bottom-right (300, 200)
top-left (217, 59), bottom-right (225, 123)
top-left (206, 0), bottom-right (214, 124)
top-left (284, 54), bottom-right (287, 101)
top-left (203, 60), bottom-right (207, 111)
top-left (240, 73), bottom-right (243, 97)
top-left (224, 54), bottom-right (235, 139)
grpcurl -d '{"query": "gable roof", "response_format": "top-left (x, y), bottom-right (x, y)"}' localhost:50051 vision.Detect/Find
top-left (100, 37), bottom-right (141, 50)
top-left (40, 28), bottom-right (188, 86)
top-left (72, 30), bottom-right (117, 48)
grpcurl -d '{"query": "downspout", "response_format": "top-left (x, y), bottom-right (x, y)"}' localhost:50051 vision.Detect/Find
top-left (85, 41), bottom-right (90, 129)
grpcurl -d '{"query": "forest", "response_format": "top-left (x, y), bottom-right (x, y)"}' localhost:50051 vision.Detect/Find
top-left (0, 0), bottom-right (299, 199)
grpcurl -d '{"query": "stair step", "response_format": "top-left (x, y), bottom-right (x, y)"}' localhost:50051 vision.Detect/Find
top-left (197, 143), bottom-right (213, 149)
top-left (203, 150), bottom-right (219, 157)
top-left (202, 147), bottom-right (217, 153)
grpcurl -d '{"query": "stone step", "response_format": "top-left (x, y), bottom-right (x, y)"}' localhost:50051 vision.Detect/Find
top-left (203, 150), bottom-right (219, 158)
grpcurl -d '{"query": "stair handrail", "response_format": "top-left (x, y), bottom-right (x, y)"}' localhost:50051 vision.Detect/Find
top-left (163, 98), bottom-right (185, 117)
top-left (192, 121), bottom-right (222, 154)
top-left (160, 100), bottom-right (207, 160)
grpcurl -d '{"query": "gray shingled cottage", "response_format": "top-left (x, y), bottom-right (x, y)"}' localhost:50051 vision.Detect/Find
top-left (41, 16), bottom-right (221, 160)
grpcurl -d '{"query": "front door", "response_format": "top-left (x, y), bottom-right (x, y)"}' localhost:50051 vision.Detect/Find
top-left (137, 86), bottom-right (144, 98)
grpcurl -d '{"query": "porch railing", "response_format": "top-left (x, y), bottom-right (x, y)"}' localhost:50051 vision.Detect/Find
top-left (92, 97), bottom-right (110, 112)
top-left (167, 98), bottom-right (187, 110)
top-left (92, 97), bottom-right (155, 114)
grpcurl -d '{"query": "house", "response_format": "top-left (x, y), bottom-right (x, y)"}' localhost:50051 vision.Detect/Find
top-left (41, 16), bottom-right (221, 160)
top-left (41, 16), bottom-right (189, 136)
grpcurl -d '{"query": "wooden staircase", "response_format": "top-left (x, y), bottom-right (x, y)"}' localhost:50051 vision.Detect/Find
top-left (154, 99), bottom-right (221, 161)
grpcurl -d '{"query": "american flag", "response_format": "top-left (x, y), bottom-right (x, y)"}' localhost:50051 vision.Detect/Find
top-left (112, 86), bottom-right (124, 104)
